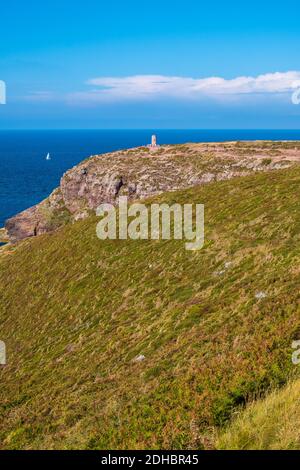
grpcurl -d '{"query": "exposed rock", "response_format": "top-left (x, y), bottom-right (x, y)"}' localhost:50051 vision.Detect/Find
top-left (5, 206), bottom-right (45, 243)
top-left (224, 262), bottom-right (232, 269)
top-left (133, 355), bottom-right (146, 363)
top-left (74, 211), bottom-right (89, 222)
top-left (255, 291), bottom-right (267, 300)
top-left (5, 189), bottom-right (71, 243)
top-left (214, 261), bottom-right (233, 277)
top-left (5, 141), bottom-right (300, 242)
top-left (0, 228), bottom-right (9, 244)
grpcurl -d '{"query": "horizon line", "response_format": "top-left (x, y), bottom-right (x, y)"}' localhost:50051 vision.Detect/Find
top-left (1, 128), bottom-right (300, 132)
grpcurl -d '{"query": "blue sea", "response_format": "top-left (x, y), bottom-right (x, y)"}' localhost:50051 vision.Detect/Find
top-left (1, 129), bottom-right (300, 228)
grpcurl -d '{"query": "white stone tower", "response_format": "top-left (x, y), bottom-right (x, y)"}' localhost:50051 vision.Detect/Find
top-left (147, 134), bottom-right (159, 150)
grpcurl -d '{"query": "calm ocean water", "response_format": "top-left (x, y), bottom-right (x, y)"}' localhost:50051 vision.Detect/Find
top-left (1, 129), bottom-right (300, 227)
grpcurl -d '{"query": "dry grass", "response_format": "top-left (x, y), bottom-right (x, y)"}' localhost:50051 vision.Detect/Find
top-left (217, 379), bottom-right (300, 449)
top-left (1, 166), bottom-right (300, 449)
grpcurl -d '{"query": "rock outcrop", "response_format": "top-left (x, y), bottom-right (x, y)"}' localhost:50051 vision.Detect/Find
top-left (5, 141), bottom-right (300, 242)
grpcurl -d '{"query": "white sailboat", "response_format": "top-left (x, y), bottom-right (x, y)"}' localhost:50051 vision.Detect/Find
top-left (46, 153), bottom-right (51, 161)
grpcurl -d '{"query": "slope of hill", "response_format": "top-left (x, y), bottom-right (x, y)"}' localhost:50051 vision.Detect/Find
top-left (217, 379), bottom-right (300, 449)
top-left (1, 166), bottom-right (300, 449)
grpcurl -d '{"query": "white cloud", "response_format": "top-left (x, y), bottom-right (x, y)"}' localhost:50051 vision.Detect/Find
top-left (24, 72), bottom-right (300, 104)
top-left (77, 71), bottom-right (300, 102)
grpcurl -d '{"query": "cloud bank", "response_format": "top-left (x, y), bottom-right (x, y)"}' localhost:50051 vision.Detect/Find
top-left (24, 72), bottom-right (300, 104)
top-left (72, 71), bottom-right (300, 102)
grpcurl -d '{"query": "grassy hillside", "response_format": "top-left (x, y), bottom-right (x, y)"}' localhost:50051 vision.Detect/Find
top-left (217, 379), bottom-right (300, 449)
top-left (1, 166), bottom-right (300, 449)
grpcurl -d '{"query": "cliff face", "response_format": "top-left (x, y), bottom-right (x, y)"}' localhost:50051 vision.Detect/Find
top-left (5, 141), bottom-right (300, 242)
top-left (5, 189), bottom-right (71, 243)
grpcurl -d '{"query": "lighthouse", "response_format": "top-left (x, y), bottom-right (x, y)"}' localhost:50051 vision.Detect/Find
top-left (148, 134), bottom-right (159, 149)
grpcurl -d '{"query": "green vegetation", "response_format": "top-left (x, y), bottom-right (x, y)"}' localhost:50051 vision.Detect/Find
top-left (217, 379), bottom-right (300, 449)
top-left (38, 201), bottom-right (72, 231)
top-left (1, 166), bottom-right (300, 449)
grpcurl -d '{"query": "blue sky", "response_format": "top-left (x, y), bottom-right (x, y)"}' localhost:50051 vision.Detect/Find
top-left (1, 0), bottom-right (300, 128)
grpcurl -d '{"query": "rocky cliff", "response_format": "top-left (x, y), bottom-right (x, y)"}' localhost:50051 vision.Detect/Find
top-left (5, 141), bottom-right (300, 242)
